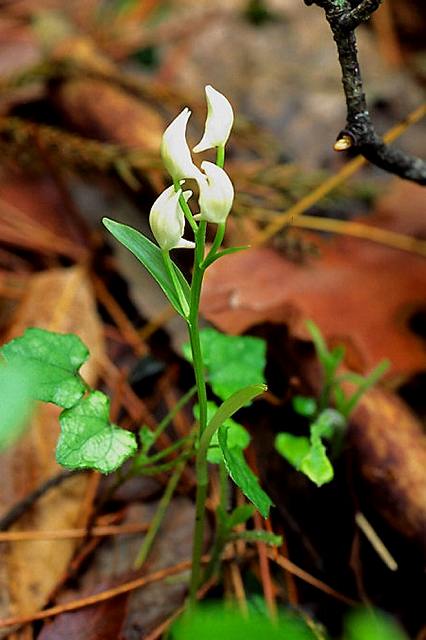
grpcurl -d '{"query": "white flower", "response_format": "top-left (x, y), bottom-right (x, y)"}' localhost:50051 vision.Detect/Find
top-left (193, 85), bottom-right (234, 153)
top-left (197, 161), bottom-right (234, 224)
top-left (149, 185), bottom-right (195, 250)
top-left (160, 108), bottom-right (204, 182)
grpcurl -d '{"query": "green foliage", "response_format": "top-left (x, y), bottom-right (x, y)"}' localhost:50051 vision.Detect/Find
top-left (1, 328), bottom-right (137, 473)
top-left (276, 320), bottom-right (389, 487)
top-left (0, 328), bottom-right (88, 409)
top-left (0, 361), bottom-right (35, 451)
top-left (345, 609), bottom-right (409, 640)
top-left (293, 395), bottom-right (317, 417)
top-left (57, 391), bottom-right (137, 473)
top-left (299, 427), bottom-right (334, 486)
top-left (306, 319), bottom-right (389, 419)
top-left (275, 433), bottom-right (311, 469)
top-left (183, 327), bottom-right (266, 401)
top-left (226, 504), bottom-right (255, 528)
top-left (195, 401), bottom-right (250, 463)
top-left (230, 529), bottom-right (282, 545)
top-left (103, 218), bottom-right (191, 318)
top-left (172, 604), bottom-right (316, 640)
top-left (219, 426), bottom-right (273, 518)
top-left (276, 409), bottom-right (344, 486)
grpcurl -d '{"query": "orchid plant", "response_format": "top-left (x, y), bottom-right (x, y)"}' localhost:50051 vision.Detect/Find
top-left (103, 85), bottom-right (274, 604)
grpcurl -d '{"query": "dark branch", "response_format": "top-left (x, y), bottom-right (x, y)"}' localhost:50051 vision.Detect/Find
top-left (305, 0), bottom-right (426, 184)
top-left (339, 0), bottom-right (382, 29)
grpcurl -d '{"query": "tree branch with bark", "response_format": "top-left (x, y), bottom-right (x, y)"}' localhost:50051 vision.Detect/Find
top-left (304, 0), bottom-right (426, 184)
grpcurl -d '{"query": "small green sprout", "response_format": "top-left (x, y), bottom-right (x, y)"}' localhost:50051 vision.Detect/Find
top-left (275, 320), bottom-right (389, 486)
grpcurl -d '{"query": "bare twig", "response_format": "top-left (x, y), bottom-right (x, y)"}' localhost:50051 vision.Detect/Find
top-left (304, 0), bottom-right (426, 184)
top-left (251, 102), bottom-right (425, 244)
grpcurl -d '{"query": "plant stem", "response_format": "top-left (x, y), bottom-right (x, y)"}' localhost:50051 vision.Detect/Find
top-left (173, 178), bottom-right (198, 233)
top-left (204, 462), bottom-right (229, 581)
top-left (147, 385), bottom-right (197, 454)
top-left (187, 220), bottom-right (210, 605)
top-left (134, 457), bottom-right (187, 569)
top-left (216, 145), bottom-right (225, 169)
top-left (162, 250), bottom-right (190, 317)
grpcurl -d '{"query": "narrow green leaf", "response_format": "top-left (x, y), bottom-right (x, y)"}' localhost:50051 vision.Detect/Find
top-left (230, 530), bottom-right (282, 546)
top-left (183, 328), bottom-right (267, 401)
top-left (306, 319), bottom-right (344, 378)
top-left (195, 401), bottom-right (250, 463)
top-left (227, 504), bottom-right (255, 528)
top-left (199, 384), bottom-right (266, 461)
top-left (219, 425), bottom-right (273, 518)
top-left (275, 433), bottom-right (311, 469)
top-left (0, 328), bottom-right (88, 408)
top-left (204, 245), bottom-right (250, 268)
top-left (342, 359), bottom-right (390, 418)
top-left (57, 391), bottom-right (137, 473)
top-left (139, 424), bottom-right (156, 452)
top-left (103, 218), bottom-right (190, 317)
top-left (306, 319), bottom-right (329, 365)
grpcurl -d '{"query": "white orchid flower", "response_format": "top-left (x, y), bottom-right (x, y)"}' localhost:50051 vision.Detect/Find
top-left (196, 161), bottom-right (234, 224)
top-left (160, 108), bottom-right (204, 182)
top-left (193, 85), bottom-right (234, 153)
top-left (149, 185), bottom-right (195, 250)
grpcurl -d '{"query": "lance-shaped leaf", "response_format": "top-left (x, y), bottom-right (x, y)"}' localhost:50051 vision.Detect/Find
top-left (194, 401), bottom-right (250, 463)
top-left (0, 328), bottom-right (88, 409)
top-left (103, 218), bottom-right (191, 318)
top-left (219, 425), bottom-right (273, 518)
top-left (57, 391), bottom-right (137, 473)
top-left (230, 530), bottom-right (282, 546)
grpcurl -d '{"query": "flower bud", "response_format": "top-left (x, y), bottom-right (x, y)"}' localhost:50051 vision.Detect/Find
top-left (197, 161), bottom-right (234, 224)
top-left (160, 108), bottom-right (204, 182)
top-left (149, 185), bottom-right (195, 250)
top-left (193, 85), bottom-right (234, 153)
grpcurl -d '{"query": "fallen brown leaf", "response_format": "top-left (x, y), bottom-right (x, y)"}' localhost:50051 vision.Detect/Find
top-left (349, 387), bottom-right (426, 552)
top-left (200, 226), bottom-right (426, 377)
top-left (37, 499), bottom-right (195, 640)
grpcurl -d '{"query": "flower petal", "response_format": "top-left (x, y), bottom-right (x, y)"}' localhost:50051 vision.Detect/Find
top-left (197, 161), bottom-right (234, 224)
top-left (161, 108), bottom-right (204, 182)
top-left (193, 85), bottom-right (234, 153)
top-left (149, 185), bottom-right (194, 250)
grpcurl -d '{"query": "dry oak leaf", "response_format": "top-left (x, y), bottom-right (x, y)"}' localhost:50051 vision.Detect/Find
top-left (200, 233), bottom-right (426, 377)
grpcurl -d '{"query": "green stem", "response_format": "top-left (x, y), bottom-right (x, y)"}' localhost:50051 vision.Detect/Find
top-left (147, 385), bottom-right (197, 454)
top-left (204, 462), bottom-right (229, 581)
top-left (162, 249), bottom-right (190, 317)
top-left (203, 223), bottom-right (225, 267)
top-left (134, 457), bottom-right (187, 569)
top-left (187, 220), bottom-right (210, 606)
top-left (174, 178), bottom-right (198, 233)
top-left (216, 145), bottom-right (225, 169)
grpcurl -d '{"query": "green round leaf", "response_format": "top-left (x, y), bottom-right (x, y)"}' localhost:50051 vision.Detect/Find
top-left (57, 391), bottom-right (137, 473)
